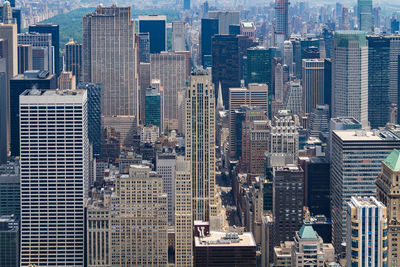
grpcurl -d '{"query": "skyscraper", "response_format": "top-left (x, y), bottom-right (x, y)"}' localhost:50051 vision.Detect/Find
top-left (346, 197), bottom-right (388, 267)
top-left (358, 0), bottom-right (373, 32)
top-left (208, 10), bottom-right (240, 34)
top-left (302, 59), bottom-right (327, 114)
top-left (172, 21), bottom-right (185, 51)
top-left (332, 31), bottom-right (368, 127)
top-left (77, 82), bottom-right (102, 157)
top-left (139, 15), bottom-right (166, 53)
top-left (185, 69), bottom-right (216, 222)
top-left (200, 18), bottom-right (218, 67)
top-left (28, 24), bottom-right (60, 75)
top-left (246, 46), bottom-right (273, 88)
top-left (285, 80), bottom-right (302, 115)
top-left (377, 149), bottom-right (400, 267)
top-left (17, 44), bottom-right (32, 74)
top-left (136, 32), bottom-right (150, 63)
top-left (274, 0), bottom-right (289, 46)
top-left (156, 153), bottom-right (176, 225)
top-left (0, 23), bottom-right (17, 164)
top-left (283, 40), bottom-right (293, 74)
top-left (9, 70), bottom-right (57, 157)
top-left (183, 0), bottom-right (190, 10)
top-left (83, 6), bottom-right (138, 126)
top-left (145, 86), bottom-right (161, 127)
top-left (65, 38), bottom-right (82, 84)
top-left (0, 215), bottom-right (19, 266)
top-left (19, 89), bottom-right (89, 266)
top-left (150, 51), bottom-right (188, 132)
top-left (229, 84), bottom-right (269, 158)
top-left (58, 71), bottom-right (75, 90)
top-left (212, 34), bottom-right (256, 108)
top-left (18, 32), bottom-right (54, 73)
top-left (0, 161), bottom-right (19, 219)
top-left (0, 56), bottom-right (6, 164)
top-left (330, 129), bottom-right (400, 252)
top-left (174, 157), bottom-right (193, 267)
top-left (111, 165), bottom-right (168, 265)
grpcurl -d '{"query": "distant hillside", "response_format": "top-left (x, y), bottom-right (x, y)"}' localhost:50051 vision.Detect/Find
top-left (36, 7), bottom-right (179, 50)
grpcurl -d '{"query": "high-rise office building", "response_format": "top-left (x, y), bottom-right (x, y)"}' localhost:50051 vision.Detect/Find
top-left (332, 31), bottom-right (368, 127)
top-left (139, 61), bottom-right (151, 123)
top-left (29, 24), bottom-right (60, 75)
top-left (157, 153), bottom-right (177, 225)
top-left (0, 23), bottom-right (17, 164)
top-left (18, 32), bottom-right (54, 74)
top-left (174, 157), bottom-right (193, 267)
top-left (77, 82), bottom-right (102, 157)
top-left (246, 46), bottom-right (273, 88)
top-left (304, 157), bottom-right (330, 218)
top-left (65, 38), bottom-right (82, 84)
top-left (200, 18), bottom-right (218, 67)
top-left (208, 10), bottom-right (240, 34)
top-left (19, 89), bottom-right (89, 266)
top-left (9, 70), bottom-right (57, 156)
top-left (212, 34), bottom-right (256, 108)
top-left (377, 149), bottom-right (400, 267)
top-left (302, 59), bottom-right (327, 114)
top-left (346, 197), bottom-right (388, 267)
top-left (331, 129), bottom-right (400, 252)
top-left (240, 21), bottom-right (256, 40)
top-left (283, 40), bottom-right (293, 74)
top-left (273, 165), bottom-right (304, 245)
top-left (58, 71), bottom-right (75, 90)
top-left (358, 0), bottom-right (372, 32)
top-left (83, 6), bottom-right (138, 127)
top-left (309, 104), bottom-right (330, 137)
top-left (0, 215), bottom-right (19, 266)
top-left (145, 86), bottom-right (161, 127)
top-left (136, 32), bottom-right (150, 63)
top-left (185, 69), bottom-right (216, 222)
top-left (229, 84), bottom-right (269, 158)
top-left (139, 15), bottom-right (166, 53)
top-left (274, 0), bottom-right (289, 46)
top-left (172, 21), bottom-right (185, 51)
top-left (17, 44), bottom-right (32, 74)
top-left (0, 162), bottom-right (19, 219)
top-left (274, 62), bottom-right (284, 102)
top-left (111, 165), bottom-right (168, 265)
top-left (150, 51), bottom-right (188, 132)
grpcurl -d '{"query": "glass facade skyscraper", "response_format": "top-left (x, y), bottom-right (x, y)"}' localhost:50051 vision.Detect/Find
top-left (145, 87), bottom-right (161, 127)
top-left (358, 0), bottom-right (372, 32)
top-left (139, 15), bottom-right (166, 54)
top-left (200, 18), bottom-right (218, 67)
top-left (0, 215), bottom-right (19, 267)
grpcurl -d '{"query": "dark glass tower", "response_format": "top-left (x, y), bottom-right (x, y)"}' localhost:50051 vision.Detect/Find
top-left (77, 82), bottom-right (102, 157)
top-left (29, 24), bottom-right (60, 75)
top-left (212, 34), bottom-right (256, 109)
top-left (145, 87), bottom-right (161, 127)
top-left (0, 215), bottom-right (19, 267)
top-left (9, 71), bottom-right (57, 156)
top-left (65, 39), bottom-right (82, 84)
top-left (139, 16), bottom-right (166, 54)
top-left (367, 36), bottom-right (391, 129)
top-left (184, 0), bottom-right (190, 10)
top-left (200, 18), bottom-right (218, 67)
top-left (136, 32), bottom-right (150, 63)
top-left (246, 46), bottom-right (273, 88)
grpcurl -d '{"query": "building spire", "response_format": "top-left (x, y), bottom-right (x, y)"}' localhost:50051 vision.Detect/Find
top-left (217, 82), bottom-right (225, 111)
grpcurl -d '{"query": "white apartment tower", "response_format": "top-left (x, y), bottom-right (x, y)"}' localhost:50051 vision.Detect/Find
top-left (332, 31), bottom-right (368, 127)
top-left (185, 69), bottom-right (216, 222)
top-left (19, 89), bottom-right (89, 266)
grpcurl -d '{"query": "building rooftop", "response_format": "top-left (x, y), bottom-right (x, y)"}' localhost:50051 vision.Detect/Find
top-left (299, 224), bottom-right (318, 239)
top-left (195, 231), bottom-right (256, 247)
top-left (350, 196), bottom-right (385, 209)
top-left (333, 130), bottom-right (400, 141)
top-left (331, 117), bottom-right (361, 125)
top-left (384, 149), bottom-right (400, 171)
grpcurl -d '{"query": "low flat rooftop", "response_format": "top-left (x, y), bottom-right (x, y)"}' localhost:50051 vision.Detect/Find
top-left (333, 130), bottom-right (400, 141)
top-left (195, 231), bottom-right (256, 247)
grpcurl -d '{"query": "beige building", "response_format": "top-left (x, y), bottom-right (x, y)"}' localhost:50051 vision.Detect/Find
top-left (58, 71), bottom-right (76, 90)
top-left (377, 149), bottom-right (400, 267)
top-left (274, 241), bottom-right (294, 267)
top-left (111, 165), bottom-right (168, 266)
top-left (151, 51), bottom-right (189, 133)
top-left (229, 83), bottom-right (269, 158)
top-left (302, 59), bottom-right (326, 114)
top-left (185, 69), bottom-right (216, 222)
top-left (174, 157), bottom-right (193, 267)
top-left (83, 5), bottom-right (138, 125)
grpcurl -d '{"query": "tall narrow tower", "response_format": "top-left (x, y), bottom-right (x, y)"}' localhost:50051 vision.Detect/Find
top-left (274, 0), bottom-right (289, 46)
top-left (185, 69), bottom-right (216, 222)
top-left (83, 5), bottom-right (138, 124)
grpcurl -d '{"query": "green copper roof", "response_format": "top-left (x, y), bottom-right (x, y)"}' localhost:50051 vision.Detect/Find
top-left (299, 224), bottom-right (317, 239)
top-left (334, 30), bottom-right (367, 47)
top-left (384, 149), bottom-right (400, 171)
